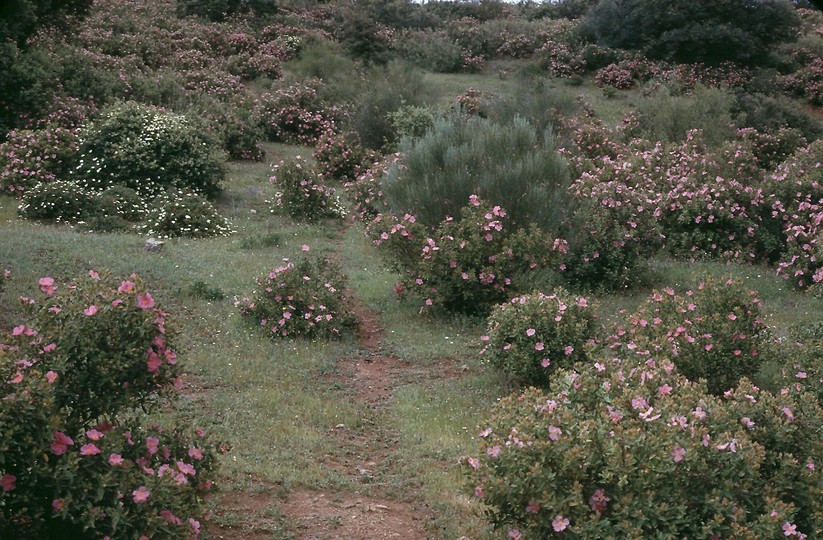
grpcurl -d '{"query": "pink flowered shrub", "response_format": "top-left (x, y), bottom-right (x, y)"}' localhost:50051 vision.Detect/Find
top-left (0, 272), bottom-right (223, 538)
top-left (465, 359), bottom-right (823, 539)
top-left (610, 277), bottom-right (772, 396)
top-left (236, 257), bottom-right (357, 340)
top-left (481, 288), bottom-right (596, 387)
top-left (0, 126), bottom-right (79, 196)
top-left (269, 157), bottom-right (346, 223)
top-left (253, 80), bottom-right (340, 145)
top-left (373, 197), bottom-right (568, 316)
top-left (313, 130), bottom-right (377, 182)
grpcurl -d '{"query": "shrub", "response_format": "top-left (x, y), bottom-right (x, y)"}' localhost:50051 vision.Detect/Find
top-left (72, 101), bottom-right (225, 198)
top-left (376, 197), bottom-right (568, 316)
top-left (612, 277), bottom-right (771, 396)
top-left (141, 188), bottom-right (233, 239)
top-left (236, 257), bottom-right (358, 340)
top-left (382, 115), bottom-right (573, 233)
top-left (0, 272), bottom-right (222, 538)
top-left (85, 185), bottom-right (149, 233)
top-left (395, 29), bottom-right (466, 73)
top-left (464, 360), bottom-right (823, 539)
top-left (269, 157), bottom-right (346, 223)
top-left (482, 288), bottom-right (596, 387)
top-left (0, 126), bottom-right (79, 196)
top-left (313, 130), bottom-right (376, 182)
top-left (387, 104), bottom-right (435, 143)
top-left (770, 142), bottom-right (823, 290)
top-left (175, 0), bottom-right (277, 21)
top-left (17, 180), bottom-right (100, 224)
top-left (253, 80), bottom-right (339, 145)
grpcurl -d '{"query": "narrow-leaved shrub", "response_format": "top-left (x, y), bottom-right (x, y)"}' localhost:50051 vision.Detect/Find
top-left (270, 157), bottom-right (346, 223)
top-left (141, 188), bottom-right (233, 239)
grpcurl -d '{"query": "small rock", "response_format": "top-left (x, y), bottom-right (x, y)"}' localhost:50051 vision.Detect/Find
top-left (144, 238), bottom-right (165, 252)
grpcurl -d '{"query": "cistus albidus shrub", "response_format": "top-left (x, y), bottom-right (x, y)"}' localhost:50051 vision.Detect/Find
top-left (0, 271), bottom-right (223, 538)
top-left (464, 360), bottom-right (823, 539)
top-left (269, 157), bottom-right (347, 223)
top-left (609, 277), bottom-right (772, 396)
top-left (482, 288), bottom-right (597, 387)
top-left (236, 257), bottom-right (357, 340)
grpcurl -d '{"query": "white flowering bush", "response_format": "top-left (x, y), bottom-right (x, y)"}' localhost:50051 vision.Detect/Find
top-left (140, 188), bottom-right (233, 239)
top-left (72, 101), bottom-right (225, 198)
top-left (17, 180), bottom-right (99, 224)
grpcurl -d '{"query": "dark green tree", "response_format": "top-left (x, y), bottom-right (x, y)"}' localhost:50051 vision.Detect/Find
top-left (580, 0), bottom-right (800, 65)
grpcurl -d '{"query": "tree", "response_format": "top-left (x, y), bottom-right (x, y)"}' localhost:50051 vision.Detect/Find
top-left (580, 0), bottom-right (801, 65)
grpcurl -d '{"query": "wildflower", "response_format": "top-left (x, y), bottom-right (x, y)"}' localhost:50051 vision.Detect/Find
top-left (535, 342), bottom-right (544, 351)
top-left (526, 499), bottom-right (541, 513)
top-left (109, 454), bottom-right (124, 466)
top-left (146, 437), bottom-right (159, 455)
top-left (51, 431), bottom-right (74, 455)
top-left (672, 445), bottom-right (686, 462)
top-left (548, 425), bottom-right (562, 441)
top-left (52, 498), bottom-right (65, 512)
top-left (46, 371), bottom-right (58, 384)
top-left (507, 530), bottom-right (522, 540)
top-left (137, 293), bottom-right (155, 310)
top-left (552, 515), bottom-right (569, 532)
top-left (1, 474), bottom-right (16, 492)
top-left (80, 443), bottom-right (101, 456)
top-left (526, 328), bottom-right (536, 337)
top-left (132, 486), bottom-right (150, 503)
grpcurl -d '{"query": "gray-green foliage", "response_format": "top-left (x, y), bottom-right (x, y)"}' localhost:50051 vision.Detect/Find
top-left (634, 84), bottom-right (736, 147)
top-left (382, 115), bottom-right (573, 232)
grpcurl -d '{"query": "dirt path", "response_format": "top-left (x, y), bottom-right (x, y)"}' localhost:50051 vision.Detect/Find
top-left (212, 294), bottom-right (434, 539)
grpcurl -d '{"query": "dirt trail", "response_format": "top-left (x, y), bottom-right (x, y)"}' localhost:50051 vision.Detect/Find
top-left (213, 294), bottom-right (433, 539)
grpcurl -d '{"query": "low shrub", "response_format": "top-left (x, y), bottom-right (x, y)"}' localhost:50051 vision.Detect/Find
top-left (387, 105), bottom-right (435, 143)
top-left (269, 157), bottom-right (346, 223)
top-left (17, 180), bottom-right (100, 224)
top-left (236, 257), bottom-right (357, 340)
top-left (482, 288), bottom-right (596, 386)
top-left (313, 130), bottom-right (376, 182)
top-left (141, 188), bottom-right (233, 239)
top-left (612, 277), bottom-right (771, 396)
top-left (395, 29), bottom-right (466, 73)
top-left (375, 197), bottom-right (568, 316)
top-left (253, 80), bottom-right (340, 145)
top-left (0, 272), bottom-right (223, 538)
top-left (0, 126), bottom-right (79, 196)
top-left (465, 361), bottom-right (823, 539)
top-left (72, 101), bottom-right (225, 198)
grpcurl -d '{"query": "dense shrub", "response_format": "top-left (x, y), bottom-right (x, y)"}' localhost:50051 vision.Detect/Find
top-left (269, 157), bottom-right (346, 223)
top-left (382, 115), bottom-right (573, 233)
top-left (482, 288), bottom-right (596, 386)
top-left (141, 188), bottom-right (233, 239)
top-left (770, 142), bottom-right (823, 290)
top-left (72, 101), bottom-right (225, 198)
top-left (610, 277), bottom-right (772, 396)
top-left (17, 180), bottom-right (99, 224)
top-left (313, 130), bottom-right (376, 182)
top-left (175, 0), bottom-right (277, 21)
top-left (254, 79), bottom-right (340, 145)
top-left (394, 30), bottom-right (467, 73)
top-left (387, 105), bottom-right (435, 143)
top-left (0, 126), bottom-right (79, 196)
top-left (236, 257), bottom-right (357, 340)
top-left (465, 360), bottom-right (823, 539)
top-left (373, 197), bottom-right (568, 316)
top-left (0, 272), bottom-right (222, 538)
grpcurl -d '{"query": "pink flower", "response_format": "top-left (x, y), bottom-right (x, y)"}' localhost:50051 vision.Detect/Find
top-left (118, 280), bottom-right (136, 294)
top-left (564, 345), bottom-right (574, 356)
top-left (589, 488), bottom-right (610, 513)
top-left (474, 485), bottom-right (484, 498)
top-left (526, 328), bottom-right (536, 337)
top-left (52, 498), bottom-right (65, 512)
top-left (672, 445), bottom-right (686, 462)
top-left (132, 486), bottom-right (150, 503)
top-left (147, 352), bottom-right (162, 373)
top-left (548, 425), bottom-right (562, 441)
top-left (188, 517), bottom-right (201, 534)
top-left (526, 499), bottom-right (541, 513)
top-left (43, 343), bottom-right (56, 353)
top-left (783, 407), bottom-right (794, 421)
top-left (137, 293), bottom-right (155, 310)
top-left (84, 305), bottom-right (98, 316)
top-left (301, 244), bottom-right (310, 252)
top-left (541, 358), bottom-right (551, 368)
top-left (552, 515), bottom-right (569, 532)
top-left (177, 461), bottom-right (196, 476)
top-left (108, 454), bottom-right (124, 466)
top-left (39, 277), bottom-right (56, 295)
top-left (535, 342), bottom-right (545, 351)
top-left (88, 270), bottom-right (100, 281)
top-left (487, 445), bottom-right (502, 458)
top-left (188, 447), bottom-right (204, 460)
top-left (1, 473), bottom-right (16, 492)
top-left (658, 384), bottom-right (673, 397)
top-left (86, 429), bottom-right (104, 441)
top-left (80, 443), bottom-right (101, 456)
top-left (467, 457), bottom-right (479, 469)
top-left (51, 431), bottom-right (74, 455)
top-left (46, 371), bottom-right (58, 384)
top-left (783, 522), bottom-right (797, 536)
top-left (507, 530), bottom-right (522, 540)
top-left (146, 437), bottom-right (159, 455)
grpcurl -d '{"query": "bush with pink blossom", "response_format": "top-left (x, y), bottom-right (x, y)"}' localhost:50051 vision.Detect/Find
top-left (482, 288), bottom-right (596, 387)
top-left (236, 257), bottom-right (357, 340)
top-left (269, 157), bottom-right (346, 223)
top-left (254, 80), bottom-right (340, 145)
top-left (465, 359), bottom-right (823, 539)
top-left (313, 130), bottom-right (377, 182)
top-left (0, 272), bottom-right (223, 538)
top-left (609, 277), bottom-right (772, 396)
